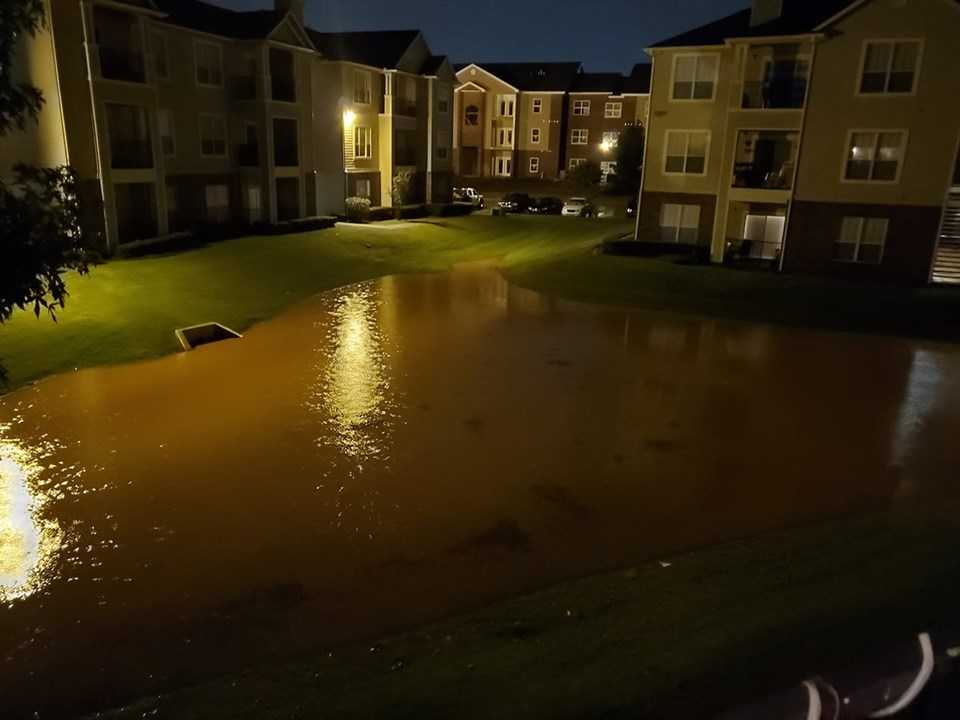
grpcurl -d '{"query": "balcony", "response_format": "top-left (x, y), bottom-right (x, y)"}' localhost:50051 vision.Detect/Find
top-left (99, 46), bottom-right (146, 83)
top-left (271, 77), bottom-right (296, 103)
top-left (269, 48), bottom-right (296, 103)
top-left (395, 98), bottom-right (417, 117)
top-left (236, 143), bottom-right (259, 167)
top-left (741, 77), bottom-right (807, 110)
top-left (732, 131), bottom-right (798, 190)
top-left (231, 76), bottom-right (257, 101)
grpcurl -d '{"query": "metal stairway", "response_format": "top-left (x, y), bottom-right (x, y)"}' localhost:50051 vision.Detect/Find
top-left (932, 189), bottom-right (960, 284)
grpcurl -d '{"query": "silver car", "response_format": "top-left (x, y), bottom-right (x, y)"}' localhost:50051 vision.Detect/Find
top-left (561, 197), bottom-right (594, 217)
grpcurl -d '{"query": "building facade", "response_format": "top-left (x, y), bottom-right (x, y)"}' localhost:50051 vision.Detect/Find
top-left (0, 0), bottom-right (454, 251)
top-left (637, 0), bottom-right (960, 284)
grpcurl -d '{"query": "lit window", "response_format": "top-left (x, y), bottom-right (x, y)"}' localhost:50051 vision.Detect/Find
top-left (573, 99), bottom-right (591, 116)
top-left (834, 217), bottom-right (888, 263)
top-left (569, 158), bottom-right (585, 170)
top-left (354, 70), bottom-right (372, 104)
top-left (860, 40), bottom-right (921, 94)
top-left (532, 97), bottom-right (543, 114)
top-left (497, 127), bottom-right (514, 147)
top-left (659, 203), bottom-right (701, 244)
top-left (497, 94), bottom-right (515, 117)
top-left (602, 131), bottom-right (620, 148)
top-left (571, 128), bottom-right (588, 145)
top-left (844, 130), bottom-right (905, 182)
top-left (530, 127), bottom-right (541, 144)
top-left (672, 54), bottom-right (718, 100)
top-left (355, 178), bottom-right (372, 199)
top-left (199, 115), bottom-right (226, 156)
top-left (195, 42), bottom-right (223, 87)
top-left (604, 102), bottom-right (622, 118)
top-left (664, 130), bottom-right (709, 175)
top-left (493, 156), bottom-right (512, 176)
top-left (529, 156), bottom-right (541, 174)
top-left (354, 126), bottom-right (372, 159)
top-left (600, 161), bottom-right (617, 182)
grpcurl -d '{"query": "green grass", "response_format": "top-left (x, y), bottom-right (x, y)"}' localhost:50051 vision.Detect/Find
top-left (2, 214), bottom-right (958, 392)
top-left (99, 501), bottom-right (960, 720)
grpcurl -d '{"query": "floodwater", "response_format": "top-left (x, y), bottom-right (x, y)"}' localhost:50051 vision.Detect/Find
top-left (1, 270), bottom-right (959, 717)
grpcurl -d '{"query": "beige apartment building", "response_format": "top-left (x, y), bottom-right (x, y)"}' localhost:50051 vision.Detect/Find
top-left (637, 0), bottom-right (960, 284)
top-left (0, 0), bottom-right (454, 251)
top-left (564, 65), bottom-right (651, 182)
top-left (453, 62), bottom-right (582, 180)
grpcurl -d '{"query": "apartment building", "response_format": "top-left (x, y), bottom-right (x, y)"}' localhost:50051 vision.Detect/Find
top-left (453, 62), bottom-right (582, 180)
top-left (0, 0), bottom-right (453, 251)
top-left (637, 0), bottom-right (960, 284)
top-left (564, 65), bottom-right (651, 182)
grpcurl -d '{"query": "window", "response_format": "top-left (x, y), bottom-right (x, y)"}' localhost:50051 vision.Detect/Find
top-left (355, 178), bottom-right (371, 199)
top-left (530, 127), bottom-right (541, 144)
top-left (354, 70), bottom-right (372, 104)
top-left (529, 157), bottom-right (541, 174)
top-left (158, 109), bottom-right (174, 156)
top-left (604, 101), bottom-right (622, 119)
top-left (859, 40), bottom-right (921, 94)
top-left (151, 32), bottom-right (169, 81)
top-left (496, 127), bottom-right (514, 147)
top-left (497, 94), bottom-right (515, 117)
top-left (354, 126), bottom-right (372, 159)
top-left (844, 130), bottom-right (906, 182)
top-left (437, 130), bottom-right (449, 160)
top-left (600, 160), bottom-right (617, 182)
top-left (664, 130), bottom-right (709, 175)
top-left (465, 105), bottom-right (480, 125)
top-left (199, 114), bottom-right (226, 156)
top-left (659, 203), bottom-right (701, 244)
top-left (438, 98), bottom-right (449, 113)
top-left (573, 99), bottom-right (591, 116)
top-left (532, 97), bottom-right (543, 114)
top-left (672, 54), bottom-right (718, 100)
top-left (571, 128), bottom-right (588, 145)
top-left (602, 130), bottom-right (620, 148)
top-left (569, 158), bottom-right (586, 170)
top-left (195, 41), bottom-right (223, 87)
top-left (205, 184), bottom-right (229, 222)
top-left (493, 156), bottom-right (512, 176)
top-left (835, 217), bottom-right (888, 263)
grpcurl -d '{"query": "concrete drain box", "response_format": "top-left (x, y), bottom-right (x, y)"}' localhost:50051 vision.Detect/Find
top-left (175, 323), bottom-right (242, 351)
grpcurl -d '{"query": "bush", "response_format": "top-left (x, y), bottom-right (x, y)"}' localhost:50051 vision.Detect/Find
top-left (345, 196), bottom-right (371, 223)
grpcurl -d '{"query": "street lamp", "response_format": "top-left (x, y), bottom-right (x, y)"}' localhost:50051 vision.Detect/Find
top-left (340, 108), bottom-right (355, 210)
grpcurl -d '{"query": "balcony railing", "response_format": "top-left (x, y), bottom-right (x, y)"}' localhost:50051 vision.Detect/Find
top-left (99, 46), bottom-right (146, 83)
top-left (236, 143), bottom-right (259, 166)
top-left (274, 142), bottom-right (298, 167)
top-left (110, 140), bottom-right (153, 169)
top-left (741, 78), bottom-right (807, 109)
top-left (231, 76), bottom-right (257, 101)
top-left (733, 161), bottom-right (793, 190)
top-left (271, 77), bottom-right (296, 103)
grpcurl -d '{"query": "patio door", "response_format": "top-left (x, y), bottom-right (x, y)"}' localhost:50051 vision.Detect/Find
top-left (744, 214), bottom-right (785, 260)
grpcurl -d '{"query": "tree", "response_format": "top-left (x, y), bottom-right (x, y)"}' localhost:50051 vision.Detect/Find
top-left (613, 125), bottom-right (645, 193)
top-left (568, 161), bottom-right (603, 199)
top-left (1, 0), bottom-right (95, 383)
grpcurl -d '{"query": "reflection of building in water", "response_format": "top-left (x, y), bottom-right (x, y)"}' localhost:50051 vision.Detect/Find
top-left (310, 286), bottom-right (394, 461)
top-left (0, 436), bottom-right (62, 603)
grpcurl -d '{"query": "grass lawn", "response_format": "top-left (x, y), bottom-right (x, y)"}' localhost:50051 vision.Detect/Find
top-left (99, 501), bottom-right (960, 720)
top-left (2, 214), bottom-right (958, 392)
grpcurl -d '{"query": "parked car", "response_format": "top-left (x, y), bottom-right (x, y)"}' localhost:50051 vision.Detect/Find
top-left (496, 192), bottom-right (532, 215)
top-left (561, 197), bottom-right (594, 217)
top-left (627, 196), bottom-right (637, 218)
top-left (528, 196), bottom-right (563, 215)
top-left (596, 206), bottom-right (616, 218)
top-left (454, 187), bottom-right (485, 209)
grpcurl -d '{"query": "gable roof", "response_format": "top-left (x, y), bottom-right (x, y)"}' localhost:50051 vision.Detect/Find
top-left (456, 62), bottom-right (582, 91)
top-left (420, 54), bottom-right (448, 75)
top-left (307, 29), bottom-right (421, 68)
top-left (650, 0), bottom-right (858, 48)
top-left (153, 0), bottom-right (286, 39)
top-left (624, 63), bottom-right (652, 93)
top-left (570, 72), bottom-right (625, 94)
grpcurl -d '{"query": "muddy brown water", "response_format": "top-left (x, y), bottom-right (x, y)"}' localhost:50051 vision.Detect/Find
top-left (1, 270), bottom-right (959, 717)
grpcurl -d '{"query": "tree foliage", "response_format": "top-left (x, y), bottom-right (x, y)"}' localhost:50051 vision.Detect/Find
top-left (568, 161), bottom-right (603, 198)
top-left (0, 0), bottom-right (46, 135)
top-left (613, 125), bottom-right (645, 193)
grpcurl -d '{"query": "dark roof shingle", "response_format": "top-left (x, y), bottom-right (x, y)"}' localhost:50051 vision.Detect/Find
top-left (570, 72), bottom-right (625, 94)
top-left (624, 63), bottom-right (652, 93)
top-left (457, 62), bottom-right (582, 91)
top-left (154, 0), bottom-right (284, 39)
top-left (307, 29), bottom-right (420, 68)
top-left (650, 0), bottom-right (857, 48)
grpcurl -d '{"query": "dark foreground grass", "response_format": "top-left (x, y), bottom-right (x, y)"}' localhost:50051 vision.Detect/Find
top-left (2, 215), bottom-right (959, 392)
top-left (98, 500), bottom-right (960, 720)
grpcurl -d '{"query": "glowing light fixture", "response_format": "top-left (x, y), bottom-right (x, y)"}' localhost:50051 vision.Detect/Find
top-left (343, 109), bottom-right (356, 128)
top-left (600, 141), bottom-right (612, 153)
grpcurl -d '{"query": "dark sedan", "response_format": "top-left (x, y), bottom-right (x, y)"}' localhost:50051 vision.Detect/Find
top-left (495, 192), bottom-right (532, 215)
top-left (528, 196), bottom-right (564, 215)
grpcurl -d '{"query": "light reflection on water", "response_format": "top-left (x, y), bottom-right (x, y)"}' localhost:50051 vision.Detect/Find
top-left (309, 285), bottom-right (396, 461)
top-left (0, 429), bottom-right (63, 604)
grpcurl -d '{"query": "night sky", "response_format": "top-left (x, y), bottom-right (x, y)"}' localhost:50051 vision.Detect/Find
top-left (210, 0), bottom-right (748, 72)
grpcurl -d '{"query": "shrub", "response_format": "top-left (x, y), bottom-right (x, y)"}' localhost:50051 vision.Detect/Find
top-left (345, 196), bottom-right (371, 223)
